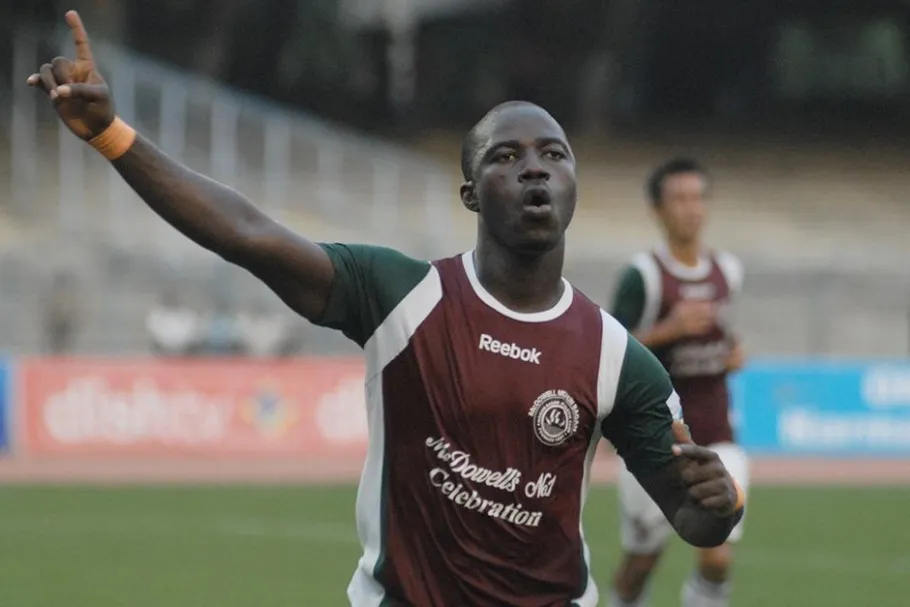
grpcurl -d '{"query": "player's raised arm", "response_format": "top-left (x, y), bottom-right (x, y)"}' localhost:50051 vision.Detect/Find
top-left (601, 338), bottom-right (744, 548)
top-left (28, 11), bottom-right (334, 321)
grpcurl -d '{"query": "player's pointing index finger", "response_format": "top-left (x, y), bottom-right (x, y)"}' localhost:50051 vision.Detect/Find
top-left (65, 10), bottom-right (93, 63)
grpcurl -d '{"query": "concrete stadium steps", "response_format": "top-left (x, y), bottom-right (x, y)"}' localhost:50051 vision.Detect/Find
top-left (9, 124), bottom-right (447, 260)
top-left (17, 113), bottom-right (910, 271)
top-left (4, 134), bottom-right (907, 357)
top-left (0, 234), bottom-right (359, 355)
top-left (0, 211), bottom-right (38, 249)
top-left (1, 223), bottom-right (906, 357)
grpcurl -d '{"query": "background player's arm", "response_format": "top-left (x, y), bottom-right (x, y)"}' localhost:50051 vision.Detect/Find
top-left (29, 11), bottom-right (334, 321)
top-left (609, 265), bottom-right (647, 331)
top-left (611, 266), bottom-right (716, 347)
top-left (725, 340), bottom-right (746, 372)
top-left (602, 338), bottom-right (743, 548)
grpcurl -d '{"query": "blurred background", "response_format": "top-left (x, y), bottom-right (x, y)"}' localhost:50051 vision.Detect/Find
top-left (1, 1), bottom-right (909, 606)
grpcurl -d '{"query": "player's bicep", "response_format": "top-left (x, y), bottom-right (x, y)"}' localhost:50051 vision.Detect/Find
top-left (602, 337), bottom-right (689, 517)
top-left (237, 217), bottom-right (336, 321)
top-left (312, 243), bottom-right (431, 347)
top-left (601, 337), bottom-right (680, 476)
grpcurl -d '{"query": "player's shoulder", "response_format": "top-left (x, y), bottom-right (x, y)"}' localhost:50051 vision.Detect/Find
top-left (597, 307), bottom-right (630, 346)
top-left (712, 249), bottom-right (744, 292)
top-left (624, 249), bottom-right (660, 276)
top-left (614, 250), bottom-right (661, 305)
top-left (429, 251), bottom-right (465, 271)
top-left (712, 249), bottom-right (742, 269)
top-left (618, 250), bottom-right (663, 294)
top-left (319, 241), bottom-right (438, 311)
top-left (320, 242), bottom-right (431, 270)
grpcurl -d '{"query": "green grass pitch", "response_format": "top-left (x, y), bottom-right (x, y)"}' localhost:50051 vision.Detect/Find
top-left (0, 485), bottom-right (906, 606)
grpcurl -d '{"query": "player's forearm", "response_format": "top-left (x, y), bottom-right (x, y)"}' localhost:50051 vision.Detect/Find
top-left (633, 320), bottom-right (681, 348)
top-left (110, 134), bottom-right (267, 262)
top-left (672, 501), bottom-right (744, 548)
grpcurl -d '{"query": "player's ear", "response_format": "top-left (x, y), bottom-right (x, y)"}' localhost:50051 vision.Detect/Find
top-left (460, 181), bottom-right (479, 213)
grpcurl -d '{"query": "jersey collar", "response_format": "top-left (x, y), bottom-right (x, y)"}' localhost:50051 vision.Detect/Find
top-left (654, 245), bottom-right (713, 281)
top-left (461, 251), bottom-right (574, 323)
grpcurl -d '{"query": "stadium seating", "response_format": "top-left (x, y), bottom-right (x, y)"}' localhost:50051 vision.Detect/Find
top-left (2, 31), bottom-right (908, 357)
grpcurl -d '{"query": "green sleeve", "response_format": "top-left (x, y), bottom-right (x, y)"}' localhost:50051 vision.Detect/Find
top-left (610, 266), bottom-right (646, 331)
top-left (312, 243), bottom-right (431, 347)
top-left (601, 336), bottom-right (679, 476)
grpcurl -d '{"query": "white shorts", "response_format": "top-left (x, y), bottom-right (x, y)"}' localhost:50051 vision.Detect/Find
top-left (617, 442), bottom-right (750, 554)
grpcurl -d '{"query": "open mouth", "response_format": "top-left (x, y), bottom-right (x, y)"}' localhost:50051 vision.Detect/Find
top-left (522, 187), bottom-right (553, 219)
top-left (522, 187), bottom-right (552, 209)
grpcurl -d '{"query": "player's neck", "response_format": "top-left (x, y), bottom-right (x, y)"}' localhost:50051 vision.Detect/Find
top-left (665, 239), bottom-right (702, 268)
top-left (473, 239), bottom-right (565, 314)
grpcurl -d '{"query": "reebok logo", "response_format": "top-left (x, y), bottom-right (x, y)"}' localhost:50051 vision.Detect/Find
top-left (478, 334), bottom-right (542, 365)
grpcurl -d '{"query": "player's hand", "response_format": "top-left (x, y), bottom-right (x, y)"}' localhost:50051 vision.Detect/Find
top-left (26, 11), bottom-right (114, 140)
top-left (724, 342), bottom-right (745, 372)
top-left (669, 300), bottom-right (716, 338)
top-left (670, 421), bottom-right (739, 517)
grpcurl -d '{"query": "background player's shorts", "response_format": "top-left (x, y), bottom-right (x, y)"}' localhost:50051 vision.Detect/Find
top-left (617, 442), bottom-right (750, 554)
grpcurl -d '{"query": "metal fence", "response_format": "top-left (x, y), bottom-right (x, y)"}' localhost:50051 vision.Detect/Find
top-left (6, 26), bottom-right (457, 258)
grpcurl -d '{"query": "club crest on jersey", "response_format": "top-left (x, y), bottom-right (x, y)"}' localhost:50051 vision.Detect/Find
top-left (529, 390), bottom-right (580, 447)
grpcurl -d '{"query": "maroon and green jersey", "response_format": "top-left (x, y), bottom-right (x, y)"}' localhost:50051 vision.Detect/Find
top-left (315, 244), bottom-right (682, 607)
top-left (610, 247), bottom-right (743, 446)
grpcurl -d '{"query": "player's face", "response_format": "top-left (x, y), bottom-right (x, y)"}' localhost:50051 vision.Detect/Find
top-left (466, 106), bottom-right (576, 255)
top-left (656, 172), bottom-right (708, 243)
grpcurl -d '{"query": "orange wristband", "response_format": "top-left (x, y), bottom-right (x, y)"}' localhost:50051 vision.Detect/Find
top-left (733, 479), bottom-right (746, 511)
top-left (89, 117), bottom-right (137, 161)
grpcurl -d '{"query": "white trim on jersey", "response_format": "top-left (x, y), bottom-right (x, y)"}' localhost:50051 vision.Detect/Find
top-left (714, 251), bottom-right (745, 294)
top-left (461, 251), bottom-right (574, 323)
top-left (654, 245), bottom-right (713, 281)
top-left (347, 373), bottom-right (389, 607)
top-left (570, 310), bottom-right (634, 606)
top-left (629, 252), bottom-right (662, 331)
top-left (574, 423), bottom-right (604, 607)
top-left (363, 266), bottom-right (443, 382)
top-left (348, 267), bottom-right (443, 607)
top-left (597, 310), bottom-right (630, 420)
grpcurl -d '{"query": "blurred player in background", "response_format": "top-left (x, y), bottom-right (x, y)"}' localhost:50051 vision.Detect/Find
top-left (608, 158), bottom-right (748, 607)
top-left (30, 13), bottom-right (746, 606)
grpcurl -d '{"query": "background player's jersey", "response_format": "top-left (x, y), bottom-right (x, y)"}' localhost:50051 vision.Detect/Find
top-left (313, 244), bottom-right (682, 607)
top-left (610, 247), bottom-right (743, 446)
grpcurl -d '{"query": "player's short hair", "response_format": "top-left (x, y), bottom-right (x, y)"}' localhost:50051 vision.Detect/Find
top-left (646, 157), bottom-right (710, 206)
top-left (461, 101), bottom-right (546, 182)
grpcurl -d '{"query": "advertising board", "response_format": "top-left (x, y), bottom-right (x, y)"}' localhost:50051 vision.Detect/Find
top-left (19, 358), bottom-right (368, 459)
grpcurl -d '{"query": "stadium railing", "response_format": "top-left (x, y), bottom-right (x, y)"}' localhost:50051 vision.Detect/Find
top-left (7, 26), bottom-right (459, 261)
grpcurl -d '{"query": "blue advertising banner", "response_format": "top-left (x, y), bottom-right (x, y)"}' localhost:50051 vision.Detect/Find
top-left (0, 360), bottom-right (9, 452)
top-left (731, 360), bottom-right (910, 456)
